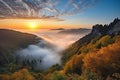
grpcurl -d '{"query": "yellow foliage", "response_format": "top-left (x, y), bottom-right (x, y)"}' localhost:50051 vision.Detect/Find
top-left (64, 54), bottom-right (85, 74)
top-left (114, 35), bottom-right (120, 42)
top-left (0, 74), bottom-right (10, 80)
top-left (83, 41), bottom-right (120, 77)
top-left (11, 68), bottom-right (35, 80)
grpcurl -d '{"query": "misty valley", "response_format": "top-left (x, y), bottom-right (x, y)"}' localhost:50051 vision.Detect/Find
top-left (1, 28), bottom-right (90, 71)
top-left (0, 0), bottom-right (120, 80)
top-left (0, 18), bottom-right (120, 80)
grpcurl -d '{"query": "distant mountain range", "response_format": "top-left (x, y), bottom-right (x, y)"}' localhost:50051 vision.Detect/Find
top-left (50, 28), bottom-right (65, 30)
top-left (58, 28), bottom-right (91, 34)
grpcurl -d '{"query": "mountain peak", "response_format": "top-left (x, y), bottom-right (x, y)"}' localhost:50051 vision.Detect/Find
top-left (91, 18), bottom-right (120, 37)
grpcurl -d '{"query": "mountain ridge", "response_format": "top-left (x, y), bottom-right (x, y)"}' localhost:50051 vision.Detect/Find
top-left (62, 18), bottom-right (120, 64)
top-left (58, 28), bottom-right (91, 34)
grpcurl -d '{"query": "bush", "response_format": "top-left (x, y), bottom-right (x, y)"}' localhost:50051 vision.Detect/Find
top-left (97, 35), bottom-right (114, 47)
top-left (11, 68), bottom-right (35, 80)
top-left (50, 71), bottom-right (67, 80)
top-left (0, 74), bottom-right (10, 80)
top-left (80, 70), bottom-right (100, 80)
top-left (64, 54), bottom-right (85, 74)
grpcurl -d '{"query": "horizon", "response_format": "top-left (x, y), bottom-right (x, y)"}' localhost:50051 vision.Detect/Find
top-left (0, 0), bottom-right (120, 79)
top-left (0, 0), bottom-right (120, 32)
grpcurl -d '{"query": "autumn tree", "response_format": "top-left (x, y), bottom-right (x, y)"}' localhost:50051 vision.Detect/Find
top-left (83, 41), bottom-right (120, 79)
top-left (11, 68), bottom-right (35, 80)
top-left (64, 53), bottom-right (85, 74)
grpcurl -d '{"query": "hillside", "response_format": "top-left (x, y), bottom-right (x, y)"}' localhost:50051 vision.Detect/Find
top-left (62, 18), bottom-right (120, 64)
top-left (0, 18), bottom-right (120, 80)
top-left (60, 18), bottom-right (120, 80)
top-left (0, 29), bottom-right (60, 75)
top-left (0, 29), bottom-right (42, 65)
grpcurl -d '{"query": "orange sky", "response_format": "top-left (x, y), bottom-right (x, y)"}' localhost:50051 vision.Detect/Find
top-left (0, 19), bottom-right (91, 32)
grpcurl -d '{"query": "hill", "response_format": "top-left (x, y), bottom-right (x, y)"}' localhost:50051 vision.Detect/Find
top-left (0, 29), bottom-right (44, 65)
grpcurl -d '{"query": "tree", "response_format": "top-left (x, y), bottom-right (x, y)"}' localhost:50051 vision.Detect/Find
top-left (64, 54), bottom-right (85, 74)
top-left (0, 74), bottom-right (10, 80)
top-left (83, 41), bottom-right (120, 79)
top-left (50, 71), bottom-right (67, 80)
top-left (11, 68), bottom-right (35, 80)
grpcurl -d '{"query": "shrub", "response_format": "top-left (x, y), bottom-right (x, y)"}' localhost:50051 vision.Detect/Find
top-left (80, 70), bottom-right (100, 80)
top-left (50, 71), bottom-right (67, 80)
top-left (11, 68), bottom-right (35, 80)
top-left (0, 74), bottom-right (10, 80)
top-left (64, 54), bottom-right (85, 74)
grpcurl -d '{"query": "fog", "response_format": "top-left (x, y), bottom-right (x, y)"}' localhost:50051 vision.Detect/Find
top-left (16, 30), bottom-right (90, 70)
top-left (17, 42), bottom-right (61, 70)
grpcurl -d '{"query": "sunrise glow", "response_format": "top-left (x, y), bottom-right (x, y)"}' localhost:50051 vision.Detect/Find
top-left (28, 22), bottom-right (38, 29)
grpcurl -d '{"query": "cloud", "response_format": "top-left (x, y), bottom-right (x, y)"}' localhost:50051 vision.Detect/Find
top-left (16, 40), bottom-right (61, 70)
top-left (0, 0), bottom-right (97, 20)
top-left (16, 29), bottom-right (91, 70)
top-left (0, 0), bottom-right (14, 13)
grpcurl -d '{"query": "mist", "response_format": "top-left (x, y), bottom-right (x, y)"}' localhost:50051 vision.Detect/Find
top-left (17, 42), bottom-right (61, 70)
top-left (16, 29), bottom-right (90, 70)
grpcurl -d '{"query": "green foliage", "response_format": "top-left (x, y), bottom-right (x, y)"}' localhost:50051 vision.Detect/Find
top-left (50, 71), bottom-right (67, 80)
top-left (80, 46), bottom-right (89, 53)
top-left (79, 70), bottom-right (100, 80)
top-left (97, 35), bottom-right (114, 47)
top-left (80, 35), bottom-right (115, 54)
top-left (0, 63), bottom-right (23, 74)
top-left (95, 43), bottom-right (102, 49)
top-left (0, 69), bottom-right (35, 80)
top-left (44, 64), bottom-right (61, 74)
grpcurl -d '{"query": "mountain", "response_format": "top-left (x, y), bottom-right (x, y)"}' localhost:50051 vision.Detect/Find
top-left (0, 29), bottom-right (41, 65)
top-left (61, 18), bottom-right (120, 80)
top-left (58, 28), bottom-right (91, 34)
top-left (0, 18), bottom-right (120, 80)
top-left (62, 18), bottom-right (120, 63)
top-left (50, 28), bottom-right (65, 30)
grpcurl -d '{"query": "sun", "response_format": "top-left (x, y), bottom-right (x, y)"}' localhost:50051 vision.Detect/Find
top-left (28, 22), bottom-right (38, 29)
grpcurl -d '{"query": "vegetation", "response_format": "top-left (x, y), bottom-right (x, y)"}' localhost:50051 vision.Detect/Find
top-left (0, 19), bottom-right (120, 80)
top-left (0, 69), bottom-right (35, 80)
top-left (50, 71), bottom-right (67, 80)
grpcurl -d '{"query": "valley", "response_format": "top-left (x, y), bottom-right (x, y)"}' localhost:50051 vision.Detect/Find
top-left (0, 18), bottom-right (120, 80)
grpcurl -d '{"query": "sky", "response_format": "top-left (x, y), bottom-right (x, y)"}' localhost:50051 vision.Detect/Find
top-left (0, 0), bottom-right (120, 31)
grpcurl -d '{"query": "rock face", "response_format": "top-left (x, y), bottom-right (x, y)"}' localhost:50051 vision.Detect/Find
top-left (108, 18), bottom-right (120, 34)
top-left (90, 18), bottom-right (120, 36)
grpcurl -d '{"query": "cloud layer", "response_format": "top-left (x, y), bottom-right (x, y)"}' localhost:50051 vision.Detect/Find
top-left (16, 40), bottom-right (61, 70)
top-left (0, 0), bottom-right (97, 20)
top-left (16, 30), bottom-right (91, 70)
